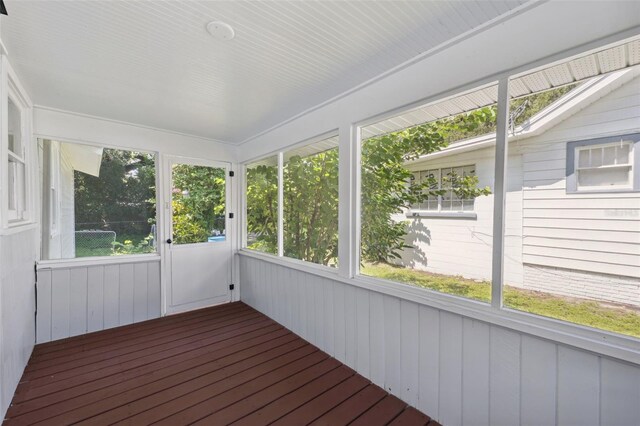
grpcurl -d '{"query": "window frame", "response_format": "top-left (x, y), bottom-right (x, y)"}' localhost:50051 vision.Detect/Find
top-left (407, 164), bottom-right (479, 218)
top-left (566, 134), bottom-right (640, 194)
top-left (38, 138), bottom-right (161, 262)
top-left (240, 38), bottom-right (640, 364)
top-left (242, 130), bottom-right (340, 270)
top-left (2, 55), bottom-right (34, 230)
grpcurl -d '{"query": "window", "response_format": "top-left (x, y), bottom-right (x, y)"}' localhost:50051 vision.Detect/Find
top-left (410, 165), bottom-right (477, 213)
top-left (246, 156), bottom-right (278, 254)
top-left (567, 135), bottom-right (639, 193)
top-left (171, 163), bottom-right (226, 245)
top-left (40, 140), bottom-right (157, 260)
top-left (243, 134), bottom-right (339, 267)
top-left (575, 141), bottom-right (633, 190)
top-left (359, 83), bottom-right (497, 302)
top-left (7, 96), bottom-right (27, 223)
top-left (501, 50), bottom-right (640, 338)
top-left (283, 137), bottom-right (339, 266)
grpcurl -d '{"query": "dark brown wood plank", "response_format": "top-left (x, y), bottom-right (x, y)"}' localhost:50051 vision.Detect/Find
top-left (7, 332), bottom-right (302, 425)
top-left (4, 301), bottom-right (434, 426)
top-left (17, 315), bottom-right (273, 391)
top-left (309, 384), bottom-right (388, 425)
top-left (350, 394), bottom-right (408, 426)
top-left (22, 310), bottom-right (262, 380)
top-left (12, 323), bottom-right (283, 405)
top-left (27, 303), bottom-right (251, 365)
top-left (270, 374), bottom-right (370, 425)
top-left (156, 358), bottom-right (343, 425)
top-left (388, 407), bottom-right (432, 425)
top-left (124, 350), bottom-right (331, 425)
top-left (191, 359), bottom-right (345, 425)
top-left (31, 302), bottom-right (245, 357)
top-left (8, 328), bottom-right (294, 419)
top-left (231, 365), bottom-right (355, 426)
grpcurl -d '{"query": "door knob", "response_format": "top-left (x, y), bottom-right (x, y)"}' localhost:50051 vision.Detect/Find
top-left (166, 238), bottom-right (172, 244)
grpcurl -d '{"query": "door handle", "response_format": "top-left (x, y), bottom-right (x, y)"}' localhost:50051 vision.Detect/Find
top-left (166, 238), bottom-right (172, 244)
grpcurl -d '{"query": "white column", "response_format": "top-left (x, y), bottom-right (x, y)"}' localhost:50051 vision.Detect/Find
top-left (338, 123), bottom-right (356, 278)
top-left (277, 152), bottom-right (284, 257)
top-left (491, 78), bottom-right (510, 308)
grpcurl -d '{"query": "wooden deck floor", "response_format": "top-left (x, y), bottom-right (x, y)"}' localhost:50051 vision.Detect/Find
top-left (5, 302), bottom-right (437, 425)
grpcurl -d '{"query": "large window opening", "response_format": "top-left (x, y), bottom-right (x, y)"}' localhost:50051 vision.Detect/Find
top-left (358, 37), bottom-right (640, 338)
top-left (40, 140), bottom-right (157, 260)
top-left (283, 138), bottom-right (339, 266)
top-left (502, 54), bottom-right (640, 338)
top-left (244, 135), bottom-right (339, 267)
top-left (246, 156), bottom-right (279, 254)
top-left (359, 83), bottom-right (499, 303)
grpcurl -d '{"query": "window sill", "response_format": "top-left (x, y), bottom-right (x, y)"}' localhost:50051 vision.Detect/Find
top-left (0, 221), bottom-right (37, 235)
top-left (37, 253), bottom-right (161, 270)
top-left (238, 249), bottom-right (340, 277)
top-left (238, 250), bottom-right (640, 366)
top-left (568, 187), bottom-right (638, 194)
top-left (406, 211), bottom-right (477, 219)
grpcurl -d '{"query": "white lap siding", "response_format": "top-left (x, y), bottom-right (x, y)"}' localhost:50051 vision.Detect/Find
top-left (520, 75), bottom-right (640, 306)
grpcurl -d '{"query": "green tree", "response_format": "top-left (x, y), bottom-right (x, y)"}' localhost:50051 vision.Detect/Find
top-left (283, 150), bottom-right (339, 265)
top-left (237, 85), bottom-right (578, 265)
top-left (246, 163), bottom-right (278, 253)
top-left (74, 148), bottom-right (156, 239)
top-left (171, 165), bottom-right (226, 244)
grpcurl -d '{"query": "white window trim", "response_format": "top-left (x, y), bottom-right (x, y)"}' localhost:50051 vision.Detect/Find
top-left (243, 130), bottom-right (339, 271)
top-left (39, 138), bottom-right (161, 261)
top-left (407, 164), bottom-right (479, 218)
top-left (49, 141), bottom-right (61, 237)
top-left (574, 140), bottom-right (634, 191)
top-left (567, 133), bottom-right (640, 194)
top-left (2, 55), bottom-right (35, 230)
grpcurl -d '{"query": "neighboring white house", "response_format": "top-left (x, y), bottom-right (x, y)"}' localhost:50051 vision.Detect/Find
top-left (395, 67), bottom-right (640, 307)
top-left (39, 140), bottom-right (103, 259)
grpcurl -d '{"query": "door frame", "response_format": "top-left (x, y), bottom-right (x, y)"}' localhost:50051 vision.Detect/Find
top-left (160, 154), bottom-right (234, 315)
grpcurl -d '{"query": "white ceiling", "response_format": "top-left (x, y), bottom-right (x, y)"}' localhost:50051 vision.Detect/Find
top-left (2, 0), bottom-right (529, 144)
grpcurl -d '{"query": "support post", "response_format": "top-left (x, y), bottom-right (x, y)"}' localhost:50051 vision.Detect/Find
top-left (277, 152), bottom-right (284, 257)
top-left (491, 78), bottom-right (510, 309)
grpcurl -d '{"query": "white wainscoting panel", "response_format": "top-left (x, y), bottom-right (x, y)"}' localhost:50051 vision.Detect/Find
top-left (36, 259), bottom-right (161, 343)
top-left (0, 228), bottom-right (37, 420)
top-left (239, 254), bottom-right (640, 426)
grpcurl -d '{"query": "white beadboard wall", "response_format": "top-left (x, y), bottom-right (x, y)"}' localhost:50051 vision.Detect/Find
top-left (36, 259), bottom-right (161, 343)
top-left (0, 228), bottom-right (37, 420)
top-left (239, 254), bottom-right (640, 426)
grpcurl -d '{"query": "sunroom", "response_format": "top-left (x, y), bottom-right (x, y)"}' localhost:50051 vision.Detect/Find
top-left (0, 1), bottom-right (639, 425)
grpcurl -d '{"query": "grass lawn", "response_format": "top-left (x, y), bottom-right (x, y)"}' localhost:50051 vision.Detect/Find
top-left (75, 233), bottom-right (155, 258)
top-left (362, 262), bottom-right (640, 339)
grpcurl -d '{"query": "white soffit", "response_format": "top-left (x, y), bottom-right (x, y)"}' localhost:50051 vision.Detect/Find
top-left (361, 38), bottom-right (640, 140)
top-left (1, 0), bottom-right (529, 143)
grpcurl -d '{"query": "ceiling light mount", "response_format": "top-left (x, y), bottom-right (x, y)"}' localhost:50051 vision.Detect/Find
top-left (206, 21), bottom-right (235, 41)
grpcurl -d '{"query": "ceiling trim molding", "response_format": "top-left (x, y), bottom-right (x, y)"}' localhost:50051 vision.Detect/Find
top-left (32, 105), bottom-right (235, 146)
top-left (238, 0), bottom-right (545, 146)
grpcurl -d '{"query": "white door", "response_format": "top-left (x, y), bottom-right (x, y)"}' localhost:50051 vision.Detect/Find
top-left (164, 157), bottom-right (232, 314)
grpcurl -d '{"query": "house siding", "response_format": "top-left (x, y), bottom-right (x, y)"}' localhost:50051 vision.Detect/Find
top-left (396, 146), bottom-right (524, 287)
top-left (519, 75), bottom-right (640, 303)
top-left (397, 75), bottom-right (640, 306)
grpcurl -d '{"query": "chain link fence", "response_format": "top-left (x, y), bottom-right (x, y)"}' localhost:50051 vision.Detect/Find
top-left (74, 221), bottom-right (157, 257)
